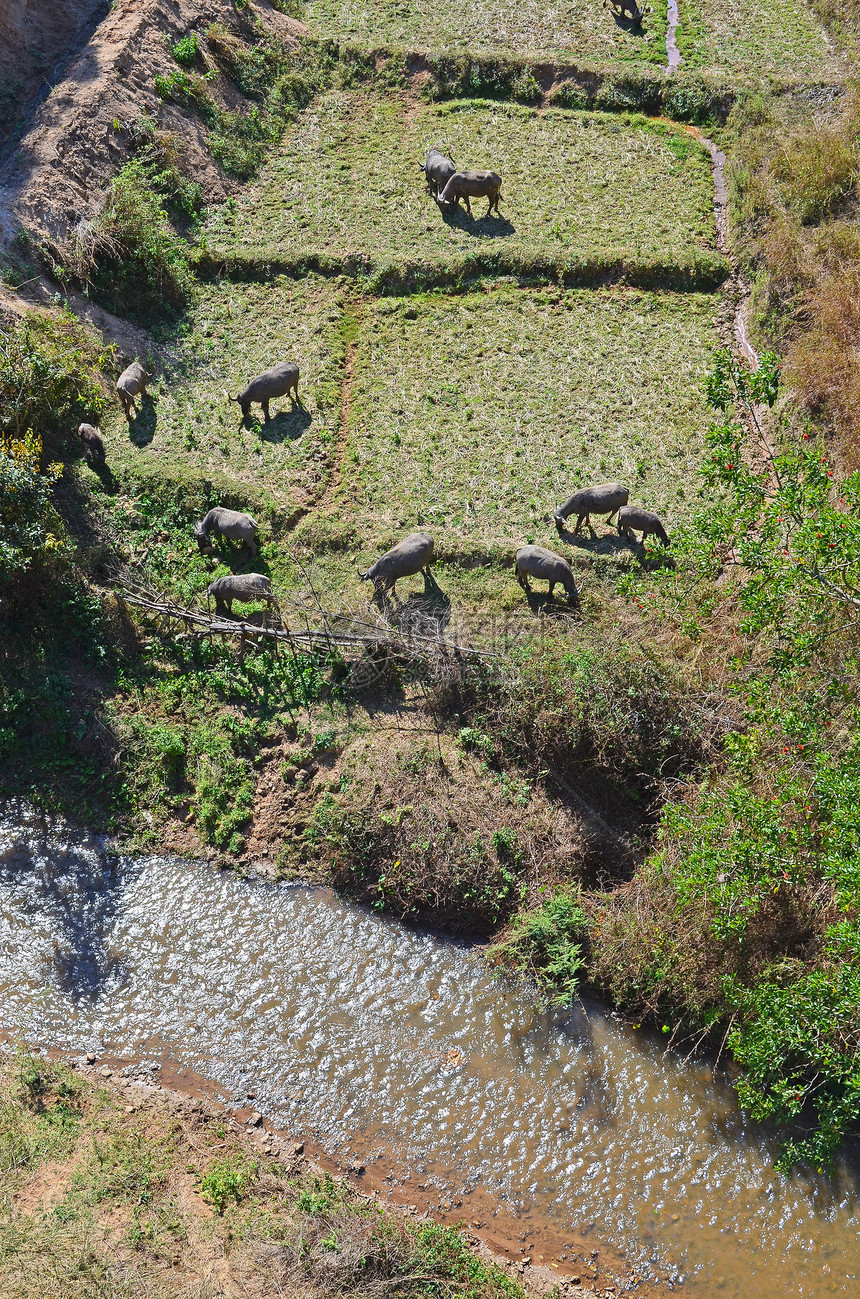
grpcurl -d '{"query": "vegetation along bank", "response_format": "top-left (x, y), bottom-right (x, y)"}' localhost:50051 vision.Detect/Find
top-left (2, 0), bottom-right (860, 1182)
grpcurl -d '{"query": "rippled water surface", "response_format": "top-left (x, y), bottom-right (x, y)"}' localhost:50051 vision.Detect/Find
top-left (1, 804), bottom-right (859, 1296)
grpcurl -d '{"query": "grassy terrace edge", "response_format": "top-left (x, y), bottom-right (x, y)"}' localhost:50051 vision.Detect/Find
top-left (191, 246), bottom-right (732, 293)
top-left (299, 36), bottom-right (846, 122)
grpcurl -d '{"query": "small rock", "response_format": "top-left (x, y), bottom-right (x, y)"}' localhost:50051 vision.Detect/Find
top-left (86, 1052), bottom-right (96, 1065)
top-left (100, 1067), bottom-right (113, 1078)
top-left (249, 1111), bottom-right (263, 1126)
top-left (290, 1141), bottom-right (305, 1156)
top-left (570, 1279), bottom-right (581, 1287)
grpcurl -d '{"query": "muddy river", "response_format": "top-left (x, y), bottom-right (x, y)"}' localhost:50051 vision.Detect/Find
top-left (0, 802), bottom-right (858, 1296)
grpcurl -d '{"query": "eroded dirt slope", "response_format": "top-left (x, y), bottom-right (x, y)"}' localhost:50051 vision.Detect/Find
top-left (0, 0), bottom-right (302, 251)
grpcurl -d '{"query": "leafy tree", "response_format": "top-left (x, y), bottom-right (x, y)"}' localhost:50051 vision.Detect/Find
top-left (0, 430), bottom-right (63, 582)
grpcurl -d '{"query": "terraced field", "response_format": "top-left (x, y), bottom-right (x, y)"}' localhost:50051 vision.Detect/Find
top-left (302, 0), bottom-right (669, 65)
top-left (323, 287), bottom-right (717, 552)
top-left (202, 96), bottom-right (720, 286)
top-left (676, 0), bottom-right (844, 79)
top-left (103, 277), bottom-right (348, 521)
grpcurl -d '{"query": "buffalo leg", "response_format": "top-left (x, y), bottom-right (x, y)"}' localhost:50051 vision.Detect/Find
top-left (548, 582), bottom-right (556, 597)
top-left (464, 195), bottom-right (472, 217)
top-left (262, 398), bottom-right (270, 422)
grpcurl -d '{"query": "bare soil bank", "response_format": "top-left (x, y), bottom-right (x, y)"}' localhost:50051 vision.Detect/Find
top-left (0, 0), bottom-right (302, 251)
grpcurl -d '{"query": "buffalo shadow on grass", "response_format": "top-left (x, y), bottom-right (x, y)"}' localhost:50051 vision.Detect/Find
top-left (438, 203), bottom-right (516, 240)
top-left (555, 522), bottom-right (630, 555)
top-left (556, 523), bottom-right (676, 570)
top-left (252, 404), bottom-right (312, 444)
top-left (522, 589), bottom-right (579, 620)
top-left (127, 394), bottom-right (157, 448)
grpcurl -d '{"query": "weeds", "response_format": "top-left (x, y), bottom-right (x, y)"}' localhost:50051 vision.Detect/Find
top-left (71, 158), bottom-right (193, 323)
top-left (490, 886), bottom-right (588, 1001)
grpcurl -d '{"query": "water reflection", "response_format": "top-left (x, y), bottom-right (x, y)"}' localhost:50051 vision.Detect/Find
top-left (0, 801), bottom-right (858, 1297)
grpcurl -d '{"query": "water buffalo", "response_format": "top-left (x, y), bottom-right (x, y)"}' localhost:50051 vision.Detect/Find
top-left (515, 545), bottom-right (579, 604)
top-left (360, 532), bottom-right (434, 597)
top-left (194, 507), bottom-right (259, 555)
top-left (554, 483), bottom-right (629, 536)
top-left (437, 170), bottom-right (502, 217)
top-left (116, 361), bottom-right (148, 419)
top-left (617, 506), bottom-right (670, 547)
top-left (77, 423), bottom-right (106, 466)
top-left (233, 362), bottom-right (300, 422)
top-left (420, 147), bottom-right (457, 198)
top-left (206, 572), bottom-right (276, 617)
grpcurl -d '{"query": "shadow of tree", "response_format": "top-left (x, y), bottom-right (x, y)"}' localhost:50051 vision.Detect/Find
top-left (0, 830), bottom-right (131, 1002)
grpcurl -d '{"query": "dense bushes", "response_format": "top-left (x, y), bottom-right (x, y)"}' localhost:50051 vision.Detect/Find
top-left (72, 158), bottom-right (194, 322)
top-left (0, 309), bottom-right (108, 452)
top-left (0, 432), bottom-right (63, 582)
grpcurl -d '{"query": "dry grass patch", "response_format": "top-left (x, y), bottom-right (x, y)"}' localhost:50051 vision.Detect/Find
top-left (677, 0), bottom-right (843, 80)
top-left (0, 1051), bottom-right (524, 1299)
top-left (309, 287), bottom-right (717, 577)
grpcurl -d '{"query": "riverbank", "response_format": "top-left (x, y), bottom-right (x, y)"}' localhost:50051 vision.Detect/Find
top-left (0, 1044), bottom-right (580, 1299)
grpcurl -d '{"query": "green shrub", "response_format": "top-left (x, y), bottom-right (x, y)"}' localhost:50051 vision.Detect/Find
top-left (170, 33), bottom-right (200, 67)
top-left (0, 309), bottom-right (108, 449)
top-left (0, 431), bottom-right (64, 583)
top-left (75, 158), bottom-right (193, 321)
top-left (200, 1157), bottom-right (255, 1212)
top-left (490, 888), bottom-right (587, 1002)
top-left (189, 723), bottom-right (255, 853)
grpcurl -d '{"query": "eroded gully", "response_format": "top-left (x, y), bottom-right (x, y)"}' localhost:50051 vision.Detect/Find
top-left (1, 805), bottom-right (860, 1298)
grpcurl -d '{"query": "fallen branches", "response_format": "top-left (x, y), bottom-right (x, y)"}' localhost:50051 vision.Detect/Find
top-left (114, 576), bottom-right (495, 667)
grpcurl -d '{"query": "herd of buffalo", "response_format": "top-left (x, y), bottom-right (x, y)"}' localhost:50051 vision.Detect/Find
top-left (75, 146), bottom-right (670, 621)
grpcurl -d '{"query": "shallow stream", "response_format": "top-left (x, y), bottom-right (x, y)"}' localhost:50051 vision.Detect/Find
top-left (1, 804), bottom-right (859, 1296)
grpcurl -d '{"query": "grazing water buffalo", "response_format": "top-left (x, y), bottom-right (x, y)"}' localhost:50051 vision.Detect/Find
top-left (360, 532), bottom-right (434, 597)
top-left (420, 147), bottom-right (457, 198)
top-left (194, 507), bottom-right (259, 555)
top-left (233, 362), bottom-right (300, 422)
top-left (116, 361), bottom-right (148, 419)
top-left (617, 506), bottom-right (670, 547)
top-left (206, 572), bottom-right (276, 617)
top-left (437, 170), bottom-right (502, 217)
top-left (515, 545), bottom-right (579, 604)
top-left (554, 482), bottom-right (629, 536)
top-left (77, 423), bottom-right (106, 466)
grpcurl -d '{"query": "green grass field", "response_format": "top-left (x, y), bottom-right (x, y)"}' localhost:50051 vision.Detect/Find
top-left (302, 0), bottom-right (668, 65)
top-left (676, 0), bottom-right (843, 79)
top-left (202, 95), bottom-right (717, 279)
top-left (101, 277), bottom-right (348, 518)
top-left (293, 286), bottom-right (718, 609)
